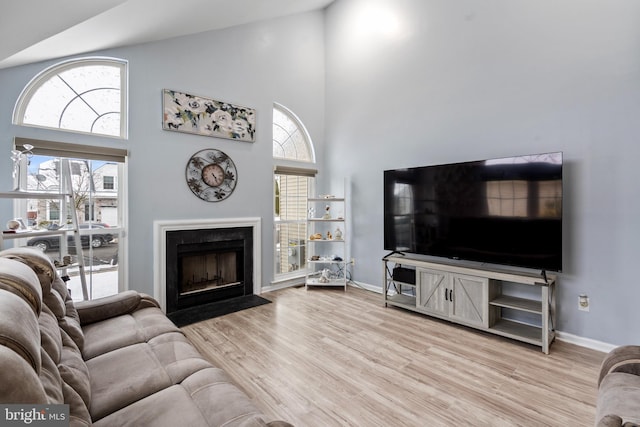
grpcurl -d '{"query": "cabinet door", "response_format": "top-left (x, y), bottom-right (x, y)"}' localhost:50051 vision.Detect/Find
top-left (417, 269), bottom-right (448, 317)
top-left (450, 273), bottom-right (488, 327)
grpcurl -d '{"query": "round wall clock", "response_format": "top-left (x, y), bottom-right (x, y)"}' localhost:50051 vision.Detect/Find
top-left (185, 149), bottom-right (237, 201)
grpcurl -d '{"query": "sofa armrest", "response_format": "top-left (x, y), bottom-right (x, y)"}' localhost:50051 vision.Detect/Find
top-left (75, 290), bottom-right (160, 326)
top-left (598, 345), bottom-right (640, 387)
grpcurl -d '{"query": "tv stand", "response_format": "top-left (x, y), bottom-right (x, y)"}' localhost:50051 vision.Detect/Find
top-left (382, 256), bottom-right (557, 353)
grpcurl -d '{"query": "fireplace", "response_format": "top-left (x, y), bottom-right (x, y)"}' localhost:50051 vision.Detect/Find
top-left (154, 218), bottom-right (262, 314)
top-left (165, 227), bottom-right (253, 313)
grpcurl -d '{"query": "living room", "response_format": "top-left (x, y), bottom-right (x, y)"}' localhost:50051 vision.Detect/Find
top-left (0, 0), bottom-right (639, 425)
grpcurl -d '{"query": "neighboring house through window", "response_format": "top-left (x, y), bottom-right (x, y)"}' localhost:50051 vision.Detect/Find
top-left (273, 103), bottom-right (317, 284)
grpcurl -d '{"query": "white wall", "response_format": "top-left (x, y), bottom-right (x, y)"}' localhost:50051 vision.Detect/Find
top-left (324, 0), bottom-right (640, 346)
top-left (0, 11), bottom-right (326, 296)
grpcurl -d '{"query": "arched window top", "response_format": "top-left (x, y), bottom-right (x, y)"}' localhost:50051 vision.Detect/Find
top-left (273, 103), bottom-right (315, 162)
top-left (13, 57), bottom-right (127, 139)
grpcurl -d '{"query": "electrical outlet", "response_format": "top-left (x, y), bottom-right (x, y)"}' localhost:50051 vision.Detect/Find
top-left (578, 294), bottom-right (589, 312)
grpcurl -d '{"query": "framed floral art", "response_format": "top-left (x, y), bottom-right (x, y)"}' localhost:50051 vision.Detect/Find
top-left (162, 89), bottom-right (256, 142)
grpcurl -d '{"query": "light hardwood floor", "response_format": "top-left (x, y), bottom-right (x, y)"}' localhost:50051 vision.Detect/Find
top-left (181, 286), bottom-right (605, 427)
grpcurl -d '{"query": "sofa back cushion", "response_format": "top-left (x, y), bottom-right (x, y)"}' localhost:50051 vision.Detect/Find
top-left (0, 257), bottom-right (42, 315)
top-left (0, 247), bottom-right (56, 292)
top-left (0, 257), bottom-right (48, 403)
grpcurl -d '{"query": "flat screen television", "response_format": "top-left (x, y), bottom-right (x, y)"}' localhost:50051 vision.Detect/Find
top-left (383, 152), bottom-right (563, 272)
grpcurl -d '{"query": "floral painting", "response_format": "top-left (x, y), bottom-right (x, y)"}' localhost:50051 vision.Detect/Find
top-left (162, 89), bottom-right (255, 142)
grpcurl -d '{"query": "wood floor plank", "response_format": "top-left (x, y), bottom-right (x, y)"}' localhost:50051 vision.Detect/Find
top-left (181, 286), bottom-right (605, 426)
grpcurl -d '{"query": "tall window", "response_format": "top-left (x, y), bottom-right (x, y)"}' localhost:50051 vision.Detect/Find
top-left (273, 103), bottom-right (316, 282)
top-left (14, 140), bottom-right (127, 301)
top-left (12, 56), bottom-right (129, 300)
top-left (13, 57), bottom-right (127, 138)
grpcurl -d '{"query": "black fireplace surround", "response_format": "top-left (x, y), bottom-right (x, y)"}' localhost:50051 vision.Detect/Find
top-left (165, 226), bottom-right (253, 314)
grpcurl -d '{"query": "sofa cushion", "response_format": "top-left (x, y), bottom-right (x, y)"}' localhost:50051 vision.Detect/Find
top-left (86, 331), bottom-right (214, 421)
top-left (51, 277), bottom-right (85, 351)
top-left (93, 368), bottom-right (269, 427)
top-left (62, 381), bottom-right (92, 427)
top-left (82, 306), bottom-right (181, 360)
top-left (39, 305), bottom-right (63, 364)
top-left (40, 348), bottom-right (64, 404)
top-left (87, 342), bottom-right (174, 421)
top-left (0, 290), bottom-right (41, 371)
top-left (0, 346), bottom-right (48, 403)
top-left (59, 330), bottom-right (91, 408)
top-left (597, 372), bottom-right (640, 426)
top-left (148, 332), bottom-right (213, 383)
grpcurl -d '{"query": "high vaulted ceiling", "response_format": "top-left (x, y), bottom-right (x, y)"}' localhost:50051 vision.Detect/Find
top-left (0, 0), bottom-right (335, 70)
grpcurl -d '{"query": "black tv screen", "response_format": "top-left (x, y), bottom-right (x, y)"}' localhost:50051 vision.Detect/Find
top-left (384, 152), bottom-right (563, 272)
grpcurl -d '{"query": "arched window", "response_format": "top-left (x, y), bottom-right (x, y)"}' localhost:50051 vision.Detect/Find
top-left (13, 57), bottom-right (127, 138)
top-left (273, 103), bottom-right (315, 162)
top-left (272, 103), bottom-right (316, 285)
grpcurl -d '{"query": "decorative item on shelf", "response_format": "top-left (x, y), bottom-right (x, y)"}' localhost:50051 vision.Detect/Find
top-left (320, 194), bottom-right (335, 199)
top-left (308, 207), bottom-right (316, 218)
top-left (6, 220), bottom-right (20, 231)
top-left (334, 227), bottom-right (343, 240)
top-left (311, 255), bottom-right (320, 261)
top-left (326, 230), bottom-right (332, 240)
top-left (10, 143), bottom-right (34, 191)
top-left (322, 205), bottom-right (331, 219)
top-left (319, 268), bottom-right (331, 283)
top-left (309, 233), bottom-right (323, 240)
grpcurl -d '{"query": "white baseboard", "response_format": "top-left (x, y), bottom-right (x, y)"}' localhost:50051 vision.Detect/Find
top-left (351, 281), bottom-right (616, 354)
top-left (555, 331), bottom-right (616, 353)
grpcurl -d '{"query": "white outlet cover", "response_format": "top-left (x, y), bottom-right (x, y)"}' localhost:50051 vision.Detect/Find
top-left (578, 296), bottom-right (590, 312)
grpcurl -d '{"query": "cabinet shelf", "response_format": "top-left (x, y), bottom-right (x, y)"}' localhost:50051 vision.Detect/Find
top-left (389, 280), bottom-right (416, 288)
top-left (0, 190), bottom-right (71, 200)
top-left (490, 296), bottom-right (542, 314)
top-left (308, 259), bottom-right (347, 264)
top-left (489, 319), bottom-right (543, 345)
top-left (308, 197), bottom-right (345, 202)
top-left (1, 229), bottom-right (70, 240)
top-left (386, 293), bottom-right (416, 308)
top-left (308, 218), bottom-right (345, 222)
top-left (306, 277), bottom-right (347, 287)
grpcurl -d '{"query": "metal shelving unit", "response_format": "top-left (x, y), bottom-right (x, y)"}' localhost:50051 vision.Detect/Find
top-left (0, 160), bottom-right (89, 300)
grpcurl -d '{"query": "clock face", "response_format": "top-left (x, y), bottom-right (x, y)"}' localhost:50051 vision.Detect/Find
top-left (202, 163), bottom-right (225, 187)
top-left (186, 149), bottom-right (237, 201)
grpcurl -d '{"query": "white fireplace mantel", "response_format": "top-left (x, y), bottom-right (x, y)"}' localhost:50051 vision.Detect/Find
top-left (153, 217), bottom-right (262, 313)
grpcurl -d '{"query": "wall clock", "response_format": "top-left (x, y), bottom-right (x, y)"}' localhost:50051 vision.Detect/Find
top-left (186, 149), bottom-right (237, 201)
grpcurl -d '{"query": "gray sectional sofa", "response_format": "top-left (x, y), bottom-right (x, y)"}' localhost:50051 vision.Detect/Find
top-left (0, 247), bottom-right (292, 427)
top-left (596, 345), bottom-right (640, 426)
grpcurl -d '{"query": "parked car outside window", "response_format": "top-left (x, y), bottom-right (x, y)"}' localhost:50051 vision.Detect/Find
top-left (27, 223), bottom-right (114, 252)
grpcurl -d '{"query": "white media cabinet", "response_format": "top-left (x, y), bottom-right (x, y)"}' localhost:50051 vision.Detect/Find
top-left (382, 255), bottom-right (557, 353)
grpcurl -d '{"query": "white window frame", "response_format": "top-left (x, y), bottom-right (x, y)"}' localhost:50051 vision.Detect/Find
top-left (271, 103), bottom-right (317, 288)
top-left (12, 57), bottom-right (128, 139)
